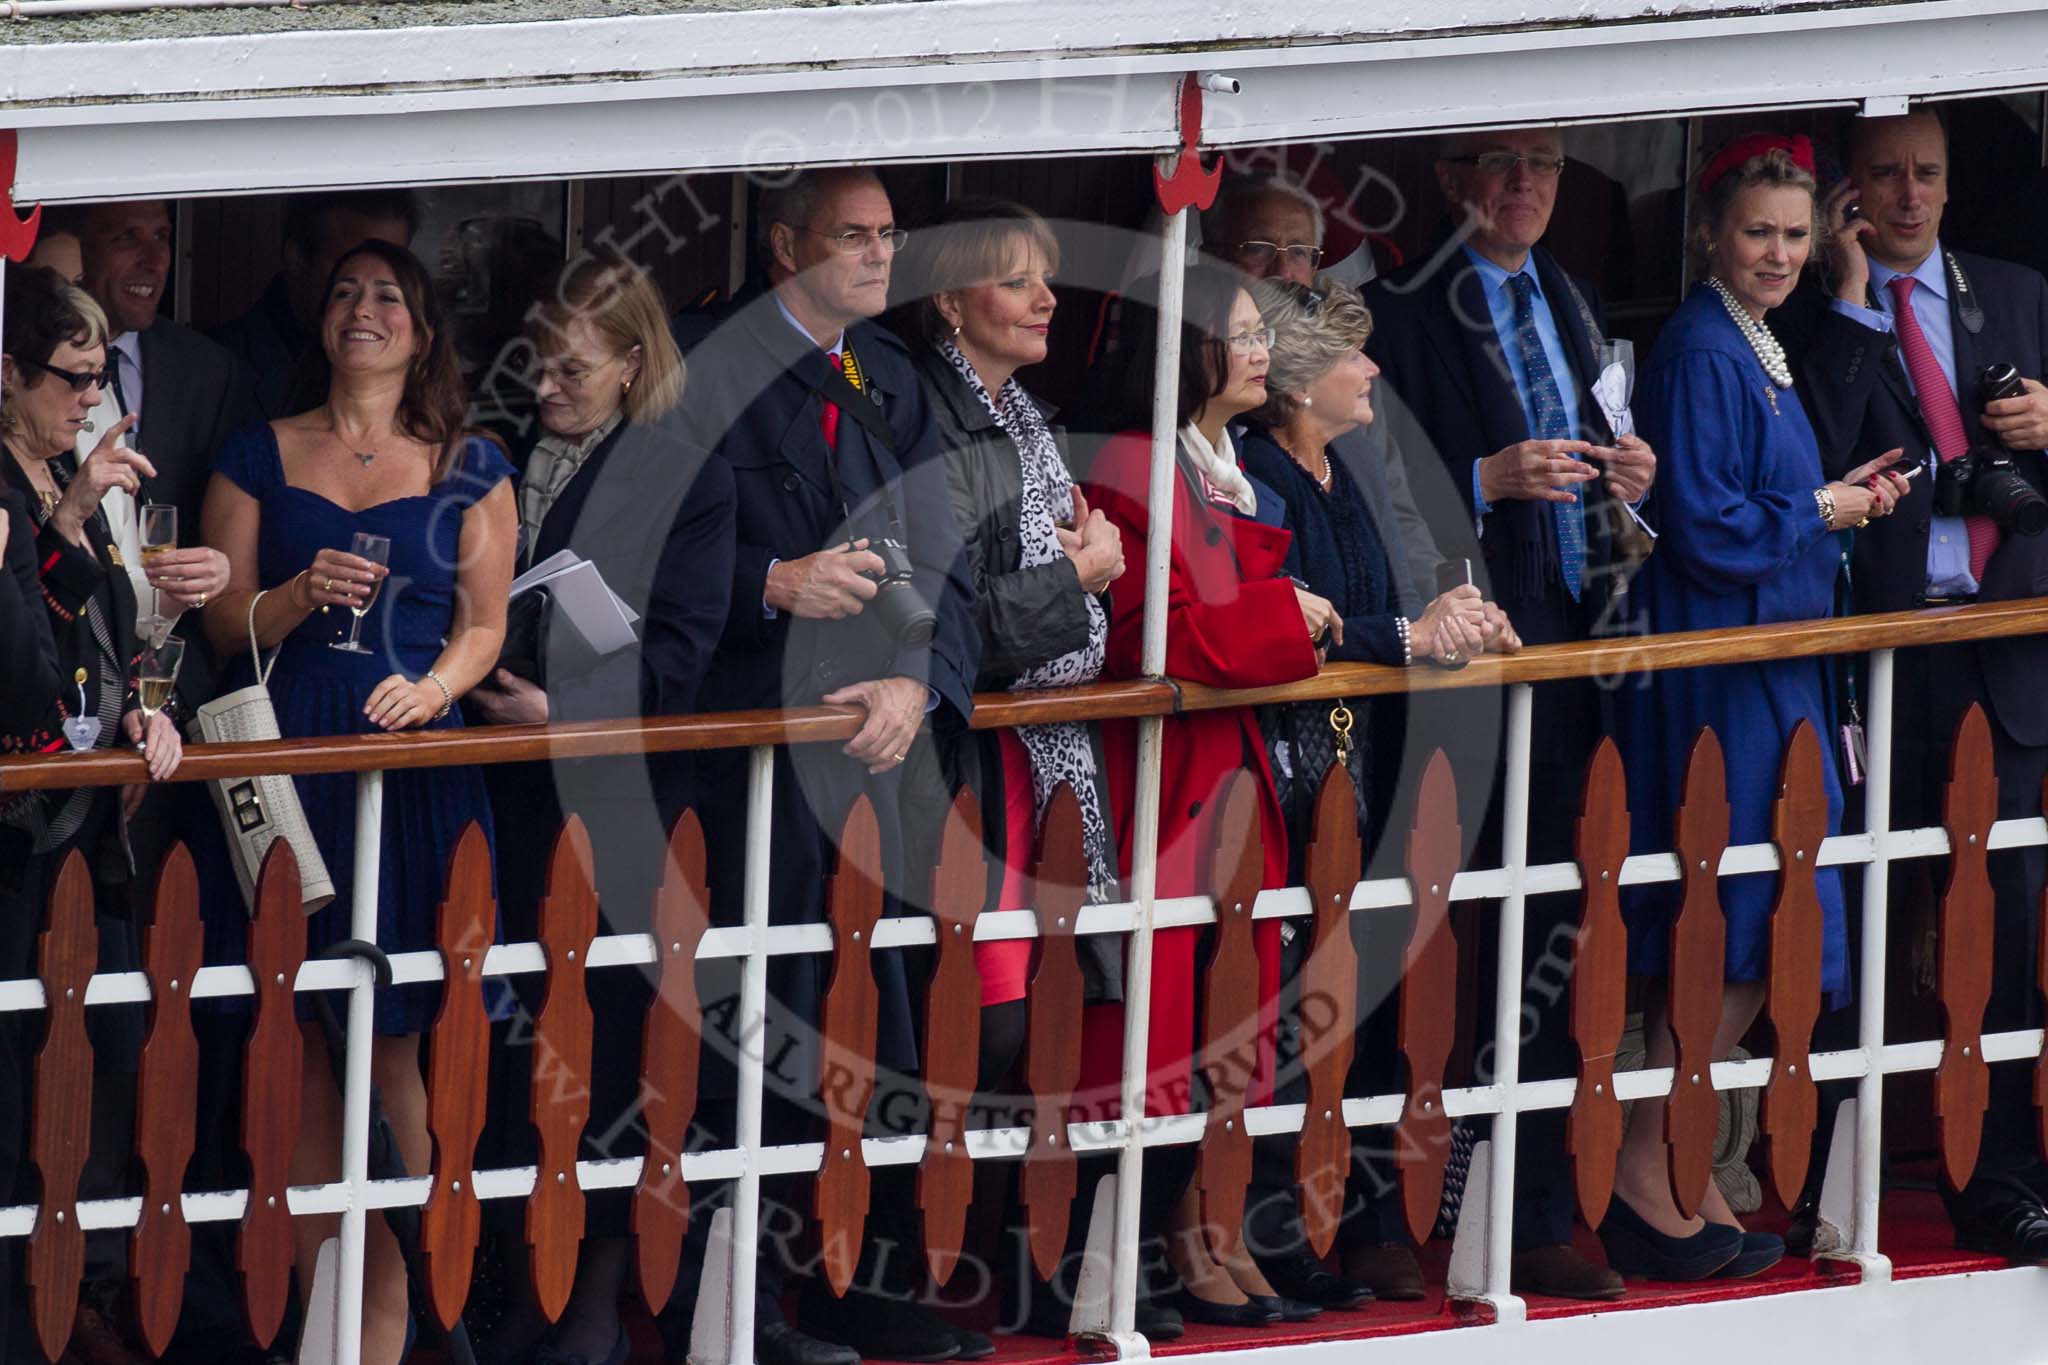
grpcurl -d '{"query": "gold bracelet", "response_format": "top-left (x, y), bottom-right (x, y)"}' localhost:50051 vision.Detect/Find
top-left (423, 669), bottom-right (454, 720)
top-left (289, 568), bottom-right (314, 611)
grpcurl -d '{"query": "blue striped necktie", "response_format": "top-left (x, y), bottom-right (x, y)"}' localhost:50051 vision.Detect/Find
top-left (1505, 272), bottom-right (1584, 602)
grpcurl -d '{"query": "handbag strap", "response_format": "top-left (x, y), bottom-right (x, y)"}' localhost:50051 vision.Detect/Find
top-left (247, 588), bottom-right (282, 687)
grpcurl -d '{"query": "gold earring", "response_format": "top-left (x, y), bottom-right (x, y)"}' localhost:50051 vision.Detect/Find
top-left (622, 376), bottom-right (634, 395)
top-left (951, 324), bottom-right (962, 338)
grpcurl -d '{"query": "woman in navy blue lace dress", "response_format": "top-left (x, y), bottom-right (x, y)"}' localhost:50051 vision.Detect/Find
top-left (201, 240), bottom-right (515, 1364)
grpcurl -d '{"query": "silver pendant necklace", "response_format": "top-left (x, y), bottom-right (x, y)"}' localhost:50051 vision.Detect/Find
top-left (352, 449), bottom-right (376, 468)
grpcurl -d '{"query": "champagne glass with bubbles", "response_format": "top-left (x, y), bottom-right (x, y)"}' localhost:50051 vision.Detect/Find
top-left (138, 502), bottom-right (177, 646)
top-left (331, 531), bottom-right (391, 655)
top-left (135, 636), bottom-right (184, 754)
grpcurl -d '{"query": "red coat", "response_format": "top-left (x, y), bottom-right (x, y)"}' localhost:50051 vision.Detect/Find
top-left (1076, 431), bottom-right (1320, 1119)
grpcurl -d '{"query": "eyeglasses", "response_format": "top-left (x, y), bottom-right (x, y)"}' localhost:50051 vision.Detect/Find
top-left (1440, 152), bottom-right (1568, 179)
top-left (795, 226), bottom-right (910, 254)
top-left (1234, 241), bottom-right (1325, 271)
top-left (25, 358), bottom-right (111, 394)
top-left (1225, 327), bottom-right (1277, 356)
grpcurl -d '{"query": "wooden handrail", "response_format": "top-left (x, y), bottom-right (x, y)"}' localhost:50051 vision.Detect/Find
top-left (4, 598), bottom-right (2044, 794)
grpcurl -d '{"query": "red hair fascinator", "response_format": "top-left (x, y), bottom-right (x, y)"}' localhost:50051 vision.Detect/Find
top-left (1696, 133), bottom-right (1815, 194)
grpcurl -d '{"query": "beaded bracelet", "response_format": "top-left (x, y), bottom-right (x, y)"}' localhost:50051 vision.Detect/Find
top-left (424, 669), bottom-right (454, 720)
top-left (1395, 614), bottom-right (1413, 667)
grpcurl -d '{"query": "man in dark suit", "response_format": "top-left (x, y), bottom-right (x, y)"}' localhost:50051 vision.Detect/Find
top-left (209, 189), bottom-right (418, 419)
top-left (1789, 109), bottom-right (2048, 1262)
top-left (1363, 126), bottom-right (1657, 1302)
top-left (54, 200), bottom-right (255, 536)
top-left (668, 167), bottom-right (980, 1365)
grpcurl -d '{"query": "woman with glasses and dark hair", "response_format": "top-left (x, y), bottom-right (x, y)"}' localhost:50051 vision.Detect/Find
top-left (1064, 262), bottom-right (1335, 1333)
top-left (201, 239), bottom-right (516, 1364)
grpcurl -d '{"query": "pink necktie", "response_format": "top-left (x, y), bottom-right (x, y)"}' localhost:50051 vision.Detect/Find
top-left (1889, 274), bottom-right (1998, 580)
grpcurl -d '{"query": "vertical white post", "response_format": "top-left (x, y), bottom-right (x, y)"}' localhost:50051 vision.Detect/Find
top-left (1852, 649), bottom-right (1894, 1275)
top-left (333, 770), bottom-right (383, 1365)
top-left (1107, 201), bottom-right (1187, 1350)
top-left (727, 744), bottom-right (776, 1365)
top-left (1484, 684), bottom-right (1533, 1316)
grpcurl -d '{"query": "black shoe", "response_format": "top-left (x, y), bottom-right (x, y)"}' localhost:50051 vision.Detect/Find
top-left (1597, 1197), bottom-right (1742, 1281)
top-left (1958, 1198), bottom-right (2048, 1264)
top-left (1171, 1289), bottom-right (1282, 1328)
top-left (1134, 1301), bottom-right (1185, 1342)
top-left (1712, 1229), bottom-right (1786, 1279)
top-left (1244, 1293), bottom-right (1322, 1323)
top-left (947, 1325), bottom-right (995, 1361)
top-left (1258, 1248), bottom-right (1375, 1310)
top-left (757, 1322), bottom-right (862, 1365)
top-left (801, 1297), bottom-right (964, 1363)
top-left (1784, 1196), bottom-right (1818, 1258)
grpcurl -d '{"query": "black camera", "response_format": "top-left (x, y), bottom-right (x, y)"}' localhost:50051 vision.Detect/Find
top-left (865, 538), bottom-right (937, 648)
top-left (1930, 363), bottom-right (2048, 536)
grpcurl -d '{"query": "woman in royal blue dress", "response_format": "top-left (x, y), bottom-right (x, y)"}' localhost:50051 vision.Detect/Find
top-left (201, 239), bottom-right (516, 1363)
top-left (1609, 135), bottom-right (1910, 1283)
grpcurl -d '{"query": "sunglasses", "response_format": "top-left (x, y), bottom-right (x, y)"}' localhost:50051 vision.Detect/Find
top-left (25, 358), bottom-right (112, 394)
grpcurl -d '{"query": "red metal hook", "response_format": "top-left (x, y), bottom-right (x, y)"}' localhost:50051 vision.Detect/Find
top-left (0, 130), bottom-right (42, 263)
top-left (1153, 74), bottom-right (1222, 216)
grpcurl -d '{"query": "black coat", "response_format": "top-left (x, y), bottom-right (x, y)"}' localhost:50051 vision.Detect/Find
top-left (482, 413), bottom-right (737, 1218)
top-left (673, 291), bottom-right (978, 1097)
top-left (134, 318), bottom-right (259, 535)
top-left (1783, 251), bottom-right (2048, 749)
top-left (0, 488), bottom-right (59, 742)
top-left (1364, 240), bottom-right (1631, 647)
top-left (487, 414), bottom-right (738, 929)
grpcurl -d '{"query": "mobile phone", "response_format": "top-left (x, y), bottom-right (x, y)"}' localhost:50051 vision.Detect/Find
top-left (1843, 200), bottom-right (1862, 222)
top-left (1436, 557), bottom-right (1474, 596)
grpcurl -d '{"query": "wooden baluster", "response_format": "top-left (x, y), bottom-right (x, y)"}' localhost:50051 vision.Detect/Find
top-left (1762, 722), bottom-right (1826, 1208)
top-left (918, 791), bottom-right (986, 1285)
top-left (26, 849), bottom-right (96, 1365)
top-left (1569, 739), bottom-right (1629, 1228)
top-left (1395, 750), bottom-right (1461, 1245)
top-left (528, 818), bottom-right (598, 1322)
top-left (1295, 764), bottom-right (1360, 1257)
top-left (239, 841), bottom-right (306, 1347)
top-left (130, 843), bottom-right (203, 1357)
top-left (1667, 729), bottom-right (1730, 1219)
top-left (1197, 770), bottom-right (1261, 1263)
top-left (1018, 786), bottom-right (1087, 1282)
top-left (1935, 705), bottom-right (1996, 1193)
top-left (420, 823), bottom-right (496, 1332)
top-left (815, 797), bottom-right (884, 1297)
top-left (634, 810), bottom-right (710, 1311)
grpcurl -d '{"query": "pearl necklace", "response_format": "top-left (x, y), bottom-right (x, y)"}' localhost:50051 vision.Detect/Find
top-left (1708, 277), bottom-right (1793, 389)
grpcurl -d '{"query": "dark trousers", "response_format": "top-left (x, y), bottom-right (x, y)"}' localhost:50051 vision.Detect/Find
top-left (1888, 644), bottom-right (2048, 1224)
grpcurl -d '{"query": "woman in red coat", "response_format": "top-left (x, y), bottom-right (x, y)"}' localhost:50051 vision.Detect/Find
top-left (1074, 263), bottom-right (1334, 1327)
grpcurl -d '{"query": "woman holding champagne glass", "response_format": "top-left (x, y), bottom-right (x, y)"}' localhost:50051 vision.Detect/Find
top-left (201, 239), bottom-right (516, 1364)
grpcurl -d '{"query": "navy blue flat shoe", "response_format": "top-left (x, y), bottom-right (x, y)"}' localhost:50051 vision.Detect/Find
top-left (1712, 1229), bottom-right (1786, 1278)
top-left (1598, 1195), bottom-right (1743, 1281)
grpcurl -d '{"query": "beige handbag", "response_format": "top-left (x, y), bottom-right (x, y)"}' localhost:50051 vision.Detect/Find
top-left (189, 589), bottom-right (336, 916)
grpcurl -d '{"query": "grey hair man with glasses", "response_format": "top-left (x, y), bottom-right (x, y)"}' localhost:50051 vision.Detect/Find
top-left (1199, 169), bottom-right (1379, 288)
top-left (1354, 126), bottom-right (1658, 1304)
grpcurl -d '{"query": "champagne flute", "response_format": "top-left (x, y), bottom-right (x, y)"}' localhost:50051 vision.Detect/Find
top-left (138, 502), bottom-right (177, 645)
top-left (331, 531), bottom-right (392, 655)
top-left (134, 635), bottom-right (184, 755)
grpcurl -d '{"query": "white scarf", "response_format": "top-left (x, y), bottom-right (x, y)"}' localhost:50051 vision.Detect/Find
top-left (1179, 422), bottom-right (1257, 517)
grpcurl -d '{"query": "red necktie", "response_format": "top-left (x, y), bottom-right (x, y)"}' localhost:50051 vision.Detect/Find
top-left (820, 350), bottom-right (843, 450)
top-left (1889, 274), bottom-right (1999, 579)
